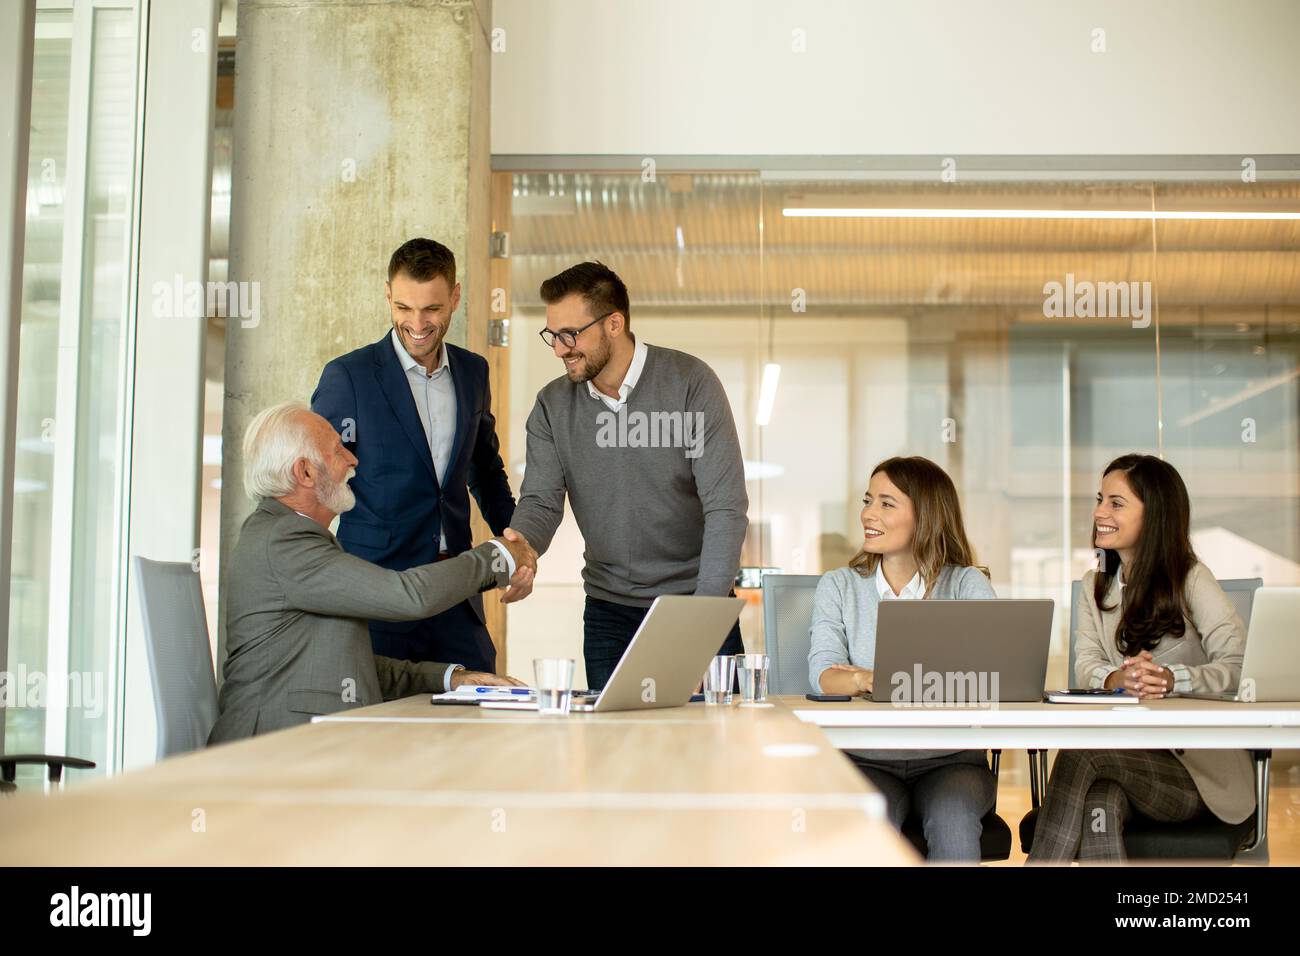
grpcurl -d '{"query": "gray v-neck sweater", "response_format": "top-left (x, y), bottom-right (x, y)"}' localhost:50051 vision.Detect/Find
top-left (509, 344), bottom-right (748, 606)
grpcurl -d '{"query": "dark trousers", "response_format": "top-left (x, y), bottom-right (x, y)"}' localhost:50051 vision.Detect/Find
top-left (848, 751), bottom-right (996, 863)
top-left (1028, 749), bottom-right (1207, 863)
top-left (582, 595), bottom-right (745, 691)
top-left (369, 598), bottom-right (496, 673)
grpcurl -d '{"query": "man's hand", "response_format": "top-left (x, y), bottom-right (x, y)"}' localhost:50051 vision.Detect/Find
top-left (497, 527), bottom-right (537, 604)
top-left (451, 669), bottom-right (527, 689)
top-left (494, 527), bottom-right (537, 573)
top-left (501, 574), bottom-right (534, 604)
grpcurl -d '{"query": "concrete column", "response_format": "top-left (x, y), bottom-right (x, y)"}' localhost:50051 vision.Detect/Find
top-left (220, 0), bottom-right (492, 661)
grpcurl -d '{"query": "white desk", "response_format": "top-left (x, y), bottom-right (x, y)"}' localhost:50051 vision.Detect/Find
top-left (789, 698), bottom-right (1300, 750)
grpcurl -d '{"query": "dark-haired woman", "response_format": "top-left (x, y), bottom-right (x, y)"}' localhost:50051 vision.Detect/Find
top-left (808, 456), bottom-right (998, 862)
top-left (1028, 454), bottom-right (1254, 862)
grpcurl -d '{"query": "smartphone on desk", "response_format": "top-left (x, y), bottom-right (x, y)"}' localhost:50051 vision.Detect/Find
top-left (805, 693), bottom-right (853, 702)
top-left (1045, 688), bottom-right (1140, 704)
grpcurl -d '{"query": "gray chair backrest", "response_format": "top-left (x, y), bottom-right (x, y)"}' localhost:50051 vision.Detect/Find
top-left (1069, 579), bottom-right (1083, 685)
top-left (761, 574), bottom-right (823, 695)
top-left (1219, 578), bottom-right (1263, 630)
top-left (133, 556), bottom-right (218, 759)
top-left (1068, 576), bottom-right (1263, 686)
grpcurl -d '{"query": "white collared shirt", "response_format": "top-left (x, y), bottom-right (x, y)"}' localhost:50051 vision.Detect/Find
top-left (587, 335), bottom-right (648, 412)
top-left (391, 329), bottom-right (456, 550)
top-left (874, 564), bottom-right (926, 601)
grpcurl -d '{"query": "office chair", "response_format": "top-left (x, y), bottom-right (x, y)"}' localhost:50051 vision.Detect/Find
top-left (0, 754), bottom-right (96, 796)
top-left (762, 572), bottom-right (1012, 861)
top-left (134, 556), bottom-right (220, 759)
top-left (762, 574), bottom-right (822, 697)
top-left (1020, 576), bottom-right (1270, 862)
top-left (0, 676), bottom-right (95, 796)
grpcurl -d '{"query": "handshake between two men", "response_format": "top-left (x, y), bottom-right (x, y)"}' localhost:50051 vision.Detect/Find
top-left (494, 526), bottom-right (538, 605)
top-left (208, 403), bottom-right (544, 744)
top-left (261, 402), bottom-right (542, 611)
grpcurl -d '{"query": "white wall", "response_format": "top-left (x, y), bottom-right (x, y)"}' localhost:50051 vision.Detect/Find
top-left (492, 0), bottom-right (1300, 156)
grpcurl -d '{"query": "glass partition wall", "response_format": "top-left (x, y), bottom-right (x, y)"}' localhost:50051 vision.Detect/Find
top-left (6, 1), bottom-right (141, 784)
top-left (503, 170), bottom-right (1300, 706)
top-left (504, 173), bottom-right (763, 684)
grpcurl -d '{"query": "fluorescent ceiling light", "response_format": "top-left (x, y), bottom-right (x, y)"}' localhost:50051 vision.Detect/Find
top-left (782, 207), bottom-right (1300, 220)
top-left (756, 363), bottom-right (781, 427)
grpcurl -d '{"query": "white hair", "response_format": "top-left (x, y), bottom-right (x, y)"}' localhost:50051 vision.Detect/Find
top-left (242, 401), bottom-right (320, 501)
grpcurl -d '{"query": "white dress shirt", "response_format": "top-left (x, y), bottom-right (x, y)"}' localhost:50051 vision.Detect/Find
top-left (391, 329), bottom-right (457, 551)
top-left (587, 335), bottom-right (648, 412)
top-left (874, 564), bottom-right (926, 601)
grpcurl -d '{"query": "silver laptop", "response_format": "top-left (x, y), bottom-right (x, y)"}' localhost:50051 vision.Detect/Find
top-left (871, 599), bottom-right (1055, 704)
top-left (1181, 587), bottom-right (1300, 702)
top-left (499, 595), bottom-right (744, 713)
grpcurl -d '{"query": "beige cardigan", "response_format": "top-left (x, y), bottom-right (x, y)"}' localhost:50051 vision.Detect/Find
top-left (1073, 562), bottom-right (1255, 824)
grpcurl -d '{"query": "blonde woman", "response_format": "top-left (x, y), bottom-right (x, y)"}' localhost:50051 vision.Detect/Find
top-left (808, 456), bottom-right (997, 861)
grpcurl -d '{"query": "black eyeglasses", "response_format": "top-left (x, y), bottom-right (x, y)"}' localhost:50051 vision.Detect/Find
top-left (538, 312), bottom-right (613, 349)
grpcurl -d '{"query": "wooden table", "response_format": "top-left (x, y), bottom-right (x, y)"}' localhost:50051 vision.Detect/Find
top-left (0, 697), bottom-right (916, 866)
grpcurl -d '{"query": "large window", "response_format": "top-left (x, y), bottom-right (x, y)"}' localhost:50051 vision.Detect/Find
top-left (6, 0), bottom-right (140, 783)
top-left (501, 170), bottom-right (1300, 694)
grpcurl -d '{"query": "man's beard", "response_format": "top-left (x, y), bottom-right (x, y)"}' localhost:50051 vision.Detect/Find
top-left (567, 331), bottom-right (612, 383)
top-left (316, 466), bottom-right (356, 515)
top-left (398, 323), bottom-right (444, 360)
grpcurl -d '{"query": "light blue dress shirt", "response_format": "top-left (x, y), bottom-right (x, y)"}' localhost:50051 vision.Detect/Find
top-left (391, 329), bottom-right (457, 551)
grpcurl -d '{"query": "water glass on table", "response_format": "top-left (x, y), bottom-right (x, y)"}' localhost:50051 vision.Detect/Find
top-left (703, 655), bottom-right (737, 704)
top-left (533, 658), bottom-right (576, 715)
top-left (735, 654), bottom-right (770, 704)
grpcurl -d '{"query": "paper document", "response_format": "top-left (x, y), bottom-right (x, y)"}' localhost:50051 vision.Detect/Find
top-left (431, 684), bottom-right (537, 704)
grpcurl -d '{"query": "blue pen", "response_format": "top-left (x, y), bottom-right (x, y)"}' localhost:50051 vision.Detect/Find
top-left (471, 686), bottom-right (533, 695)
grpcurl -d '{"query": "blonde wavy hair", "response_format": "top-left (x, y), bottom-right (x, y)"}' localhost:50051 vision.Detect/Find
top-left (848, 456), bottom-right (978, 597)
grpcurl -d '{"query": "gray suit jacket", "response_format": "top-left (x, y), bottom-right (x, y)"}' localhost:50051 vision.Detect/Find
top-left (208, 498), bottom-right (508, 744)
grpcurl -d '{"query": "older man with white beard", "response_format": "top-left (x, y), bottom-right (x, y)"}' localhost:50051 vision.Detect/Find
top-left (209, 402), bottom-right (534, 743)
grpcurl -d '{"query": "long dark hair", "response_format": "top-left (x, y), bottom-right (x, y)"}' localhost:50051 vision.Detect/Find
top-left (848, 456), bottom-right (978, 597)
top-left (1093, 454), bottom-right (1197, 656)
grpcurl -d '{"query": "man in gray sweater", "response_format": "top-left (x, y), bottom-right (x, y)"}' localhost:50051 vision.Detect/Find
top-left (505, 262), bottom-right (748, 688)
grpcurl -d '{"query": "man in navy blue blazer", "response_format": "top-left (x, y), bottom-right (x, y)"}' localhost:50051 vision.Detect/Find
top-left (311, 238), bottom-right (518, 672)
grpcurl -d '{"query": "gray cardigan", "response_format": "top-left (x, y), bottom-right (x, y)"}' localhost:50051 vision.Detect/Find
top-left (808, 564), bottom-right (997, 760)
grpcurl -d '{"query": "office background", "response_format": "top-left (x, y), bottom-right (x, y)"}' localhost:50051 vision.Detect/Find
top-left (3, 0), bottom-right (1297, 859)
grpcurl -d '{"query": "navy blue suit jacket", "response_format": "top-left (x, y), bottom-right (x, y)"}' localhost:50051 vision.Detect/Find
top-left (311, 334), bottom-right (516, 633)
